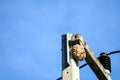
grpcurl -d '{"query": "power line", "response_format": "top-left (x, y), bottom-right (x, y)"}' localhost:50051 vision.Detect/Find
top-left (79, 50), bottom-right (120, 69)
top-left (107, 50), bottom-right (120, 55)
top-left (57, 50), bottom-right (120, 80)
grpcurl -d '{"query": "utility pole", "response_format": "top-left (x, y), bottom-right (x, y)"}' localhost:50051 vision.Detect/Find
top-left (62, 33), bottom-right (86, 80)
top-left (62, 33), bottom-right (80, 80)
top-left (61, 33), bottom-right (112, 80)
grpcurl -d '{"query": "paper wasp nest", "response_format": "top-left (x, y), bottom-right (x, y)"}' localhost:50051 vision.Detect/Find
top-left (72, 43), bottom-right (86, 61)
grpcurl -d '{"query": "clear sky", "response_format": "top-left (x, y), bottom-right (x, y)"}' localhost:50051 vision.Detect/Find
top-left (0, 0), bottom-right (120, 80)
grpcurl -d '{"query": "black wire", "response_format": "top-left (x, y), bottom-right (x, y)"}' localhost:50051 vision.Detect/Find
top-left (57, 50), bottom-right (120, 79)
top-left (79, 63), bottom-right (87, 69)
top-left (79, 50), bottom-right (120, 69)
top-left (107, 50), bottom-right (120, 55)
top-left (56, 77), bottom-right (62, 80)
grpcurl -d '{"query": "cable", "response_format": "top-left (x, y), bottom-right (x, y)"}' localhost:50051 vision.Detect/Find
top-left (79, 50), bottom-right (120, 69)
top-left (56, 77), bottom-right (62, 80)
top-left (106, 50), bottom-right (120, 55)
top-left (79, 63), bottom-right (87, 69)
top-left (57, 50), bottom-right (120, 79)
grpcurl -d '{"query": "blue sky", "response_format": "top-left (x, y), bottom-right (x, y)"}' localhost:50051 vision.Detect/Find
top-left (0, 0), bottom-right (120, 80)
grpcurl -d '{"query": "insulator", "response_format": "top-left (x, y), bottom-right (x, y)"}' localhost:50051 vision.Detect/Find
top-left (98, 53), bottom-right (111, 73)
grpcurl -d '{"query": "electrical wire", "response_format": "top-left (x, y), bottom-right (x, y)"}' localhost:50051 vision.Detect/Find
top-left (56, 77), bottom-right (62, 80)
top-left (57, 50), bottom-right (120, 80)
top-left (79, 63), bottom-right (87, 69)
top-left (106, 50), bottom-right (120, 55)
top-left (79, 50), bottom-right (120, 69)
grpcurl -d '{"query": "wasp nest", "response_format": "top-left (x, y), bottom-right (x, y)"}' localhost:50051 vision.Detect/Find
top-left (72, 43), bottom-right (86, 61)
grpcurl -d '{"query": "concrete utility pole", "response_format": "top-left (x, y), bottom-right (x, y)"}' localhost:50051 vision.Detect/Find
top-left (61, 33), bottom-right (112, 80)
top-left (62, 33), bottom-right (80, 80)
top-left (62, 33), bottom-right (86, 80)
